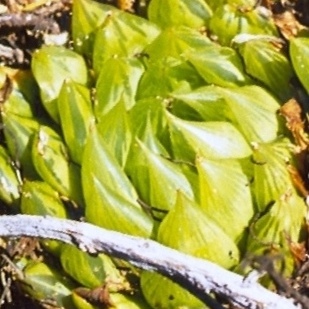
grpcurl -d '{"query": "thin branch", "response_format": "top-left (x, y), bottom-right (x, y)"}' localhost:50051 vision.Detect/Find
top-left (0, 13), bottom-right (59, 33)
top-left (0, 215), bottom-right (301, 309)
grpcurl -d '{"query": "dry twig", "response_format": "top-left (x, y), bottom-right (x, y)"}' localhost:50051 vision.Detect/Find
top-left (0, 215), bottom-right (302, 309)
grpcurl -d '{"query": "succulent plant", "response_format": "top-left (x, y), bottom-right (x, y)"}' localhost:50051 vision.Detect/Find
top-left (0, 0), bottom-right (309, 308)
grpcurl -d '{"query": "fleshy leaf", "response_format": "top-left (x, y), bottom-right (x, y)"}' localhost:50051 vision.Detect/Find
top-left (72, 0), bottom-right (117, 56)
top-left (144, 26), bottom-right (213, 60)
top-left (20, 180), bottom-right (67, 255)
top-left (60, 244), bottom-right (121, 289)
top-left (129, 97), bottom-right (170, 151)
top-left (172, 85), bottom-right (281, 143)
top-left (187, 45), bottom-right (250, 87)
top-left (247, 191), bottom-right (305, 278)
top-left (20, 260), bottom-right (75, 307)
top-left (137, 57), bottom-right (205, 99)
top-left (58, 79), bottom-right (94, 164)
top-left (126, 139), bottom-right (195, 215)
top-left (237, 37), bottom-right (294, 100)
top-left (32, 126), bottom-right (83, 205)
top-left (31, 46), bottom-right (88, 122)
top-left (209, 4), bottom-right (277, 46)
top-left (21, 181), bottom-right (67, 218)
top-left (157, 191), bottom-right (239, 266)
top-left (82, 128), bottom-right (152, 237)
top-left (97, 102), bottom-right (132, 167)
top-left (141, 272), bottom-right (204, 309)
top-left (95, 57), bottom-right (144, 117)
top-left (147, 0), bottom-right (212, 29)
top-left (248, 191), bottom-right (305, 253)
top-left (252, 138), bottom-right (295, 211)
top-left (167, 112), bottom-right (252, 162)
top-left (2, 87), bottom-right (34, 118)
top-left (84, 174), bottom-right (153, 237)
top-left (220, 86), bottom-right (281, 143)
top-left (290, 37), bottom-right (309, 94)
top-left (8, 69), bottom-right (40, 108)
top-left (141, 192), bottom-right (238, 308)
top-left (136, 116), bottom-right (169, 156)
top-left (171, 86), bottom-right (227, 121)
top-left (72, 293), bottom-right (96, 309)
top-left (109, 293), bottom-right (152, 309)
top-left (93, 10), bottom-right (160, 74)
top-left (0, 145), bottom-right (20, 206)
top-left (82, 127), bottom-right (137, 201)
top-left (2, 113), bottom-right (39, 178)
top-left (197, 157), bottom-right (254, 242)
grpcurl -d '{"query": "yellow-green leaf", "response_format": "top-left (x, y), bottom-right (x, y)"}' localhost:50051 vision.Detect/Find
top-left (167, 112), bottom-right (251, 162)
top-left (148, 0), bottom-right (212, 29)
top-left (32, 126), bottom-right (83, 205)
top-left (95, 57), bottom-right (144, 117)
top-left (252, 138), bottom-right (295, 211)
top-left (197, 157), bottom-right (254, 242)
top-left (61, 244), bottom-right (121, 289)
top-left (31, 46), bottom-right (88, 122)
top-left (58, 79), bottom-right (94, 164)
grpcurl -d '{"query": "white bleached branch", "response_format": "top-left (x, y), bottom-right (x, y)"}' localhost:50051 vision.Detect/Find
top-left (0, 215), bottom-right (301, 309)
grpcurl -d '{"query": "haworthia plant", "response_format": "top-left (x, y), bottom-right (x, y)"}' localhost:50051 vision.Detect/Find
top-left (0, 0), bottom-right (307, 308)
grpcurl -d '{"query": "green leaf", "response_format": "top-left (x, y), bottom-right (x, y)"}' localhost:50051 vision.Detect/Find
top-left (21, 180), bottom-right (67, 255)
top-left (72, 0), bottom-right (117, 56)
top-left (32, 126), bottom-right (84, 205)
top-left (135, 116), bottom-right (169, 156)
top-left (2, 87), bottom-right (34, 118)
top-left (197, 157), bottom-right (254, 242)
top-left (60, 244), bottom-right (121, 289)
top-left (93, 10), bottom-right (160, 74)
top-left (236, 37), bottom-right (294, 100)
top-left (141, 272), bottom-right (204, 309)
top-left (147, 0), bottom-right (212, 29)
top-left (252, 138), bottom-right (295, 211)
top-left (0, 145), bottom-right (20, 206)
top-left (58, 79), bottom-right (94, 164)
top-left (248, 191), bottom-right (305, 253)
top-left (167, 112), bottom-right (252, 162)
top-left (82, 127), bottom-right (137, 201)
top-left (2, 113), bottom-right (39, 178)
top-left (246, 191), bottom-right (305, 279)
top-left (21, 180), bottom-right (67, 218)
top-left (209, 4), bottom-right (277, 46)
top-left (82, 128), bottom-right (153, 237)
top-left (109, 293), bottom-right (152, 309)
top-left (9, 65), bottom-right (40, 105)
top-left (20, 260), bottom-right (75, 307)
top-left (206, 0), bottom-right (226, 10)
top-left (72, 292), bottom-right (98, 309)
top-left (137, 57), bottom-right (205, 99)
top-left (158, 191), bottom-right (239, 266)
top-left (171, 86), bottom-right (227, 121)
top-left (126, 139), bottom-right (195, 215)
top-left (220, 86), bottom-right (281, 143)
top-left (141, 192), bottom-right (239, 308)
top-left (290, 37), bottom-right (309, 94)
top-left (187, 45), bottom-right (250, 87)
top-left (31, 46), bottom-right (88, 122)
top-left (97, 102), bottom-right (132, 167)
top-left (144, 26), bottom-right (213, 60)
top-left (172, 85), bottom-right (281, 143)
top-left (84, 174), bottom-right (153, 237)
top-left (95, 57), bottom-right (144, 117)
top-left (129, 97), bottom-right (170, 152)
